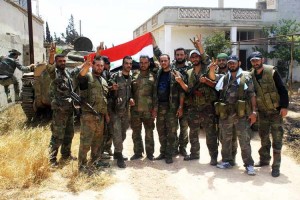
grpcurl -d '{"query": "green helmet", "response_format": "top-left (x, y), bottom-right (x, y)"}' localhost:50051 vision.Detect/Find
top-left (217, 53), bottom-right (228, 59)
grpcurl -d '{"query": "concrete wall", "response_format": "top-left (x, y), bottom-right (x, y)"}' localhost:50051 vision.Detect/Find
top-left (0, 0), bottom-right (45, 108)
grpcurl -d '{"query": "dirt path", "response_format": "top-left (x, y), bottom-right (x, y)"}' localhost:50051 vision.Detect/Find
top-left (40, 118), bottom-right (300, 200)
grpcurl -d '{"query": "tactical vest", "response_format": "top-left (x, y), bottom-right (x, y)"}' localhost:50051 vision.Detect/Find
top-left (251, 65), bottom-right (280, 111)
top-left (131, 70), bottom-right (156, 112)
top-left (80, 73), bottom-right (108, 114)
top-left (216, 72), bottom-right (251, 119)
top-left (187, 68), bottom-right (217, 107)
top-left (0, 57), bottom-right (17, 77)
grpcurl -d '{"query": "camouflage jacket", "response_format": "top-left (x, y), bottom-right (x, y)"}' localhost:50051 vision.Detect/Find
top-left (131, 70), bottom-right (157, 112)
top-left (186, 66), bottom-right (218, 107)
top-left (156, 68), bottom-right (185, 111)
top-left (108, 70), bottom-right (132, 113)
top-left (0, 56), bottom-right (30, 77)
top-left (78, 72), bottom-right (109, 115)
top-left (47, 64), bottom-right (80, 110)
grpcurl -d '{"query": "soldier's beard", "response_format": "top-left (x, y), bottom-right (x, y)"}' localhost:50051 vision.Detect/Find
top-left (229, 66), bottom-right (239, 72)
top-left (176, 59), bottom-right (186, 65)
top-left (253, 63), bottom-right (263, 70)
top-left (218, 64), bottom-right (227, 69)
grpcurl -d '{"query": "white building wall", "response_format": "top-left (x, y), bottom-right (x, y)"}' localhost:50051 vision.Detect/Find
top-left (0, 0), bottom-right (45, 108)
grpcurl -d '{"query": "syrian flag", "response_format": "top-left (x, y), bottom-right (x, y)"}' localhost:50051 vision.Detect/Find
top-left (85, 32), bottom-right (153, 71)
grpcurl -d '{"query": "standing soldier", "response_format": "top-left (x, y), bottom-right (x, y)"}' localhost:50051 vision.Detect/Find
top-left (47, 43), bottom-right (78, 167)
top-left (0, 49), bottom-right (34, 102)
top-left (155, 54), bottom-right (184, 164)
top-left (214, 55), bottom-right (257, 176)
top-left (250, 51), bottom-right (289, 177)
top-left (175, 48), bottom-right (218, 164)
top-left (130, 55), bottom-right (157, 161)
top-left (109, 56), bottom-right (134, 168)
top-left (77, 56), bottom-right (110, 172)
top-left (152, 37), bottom-right (189, 157)
top-left (208, 53), bottom-right (238, 166)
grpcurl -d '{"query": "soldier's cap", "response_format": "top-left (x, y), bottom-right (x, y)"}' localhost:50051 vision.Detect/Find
top-left (189, 50), bottom-right (201, 57)
top-left (227, 55), bottom-right (239, 63)
top-left (9, 49), bottom-right (21, 56)
top-left (217, 53), bottom-right (228, 59)
top-left (101, 56), bottom-right (110, 64)
top-left (249, 51), bottom-right (263, 61)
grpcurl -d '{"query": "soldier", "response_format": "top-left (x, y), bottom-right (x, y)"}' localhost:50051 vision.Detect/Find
top-left (152, 37), bottom-right (189, 157)
top-left (100, 56), bottom-right (114, 158)
top-left (155, 54), bottom-right (184, 164)
top-left (214, 55), bottom-right (257, 176)
top-left (109, 56), bottom-right (134, 168)
top-left (46, 43), bottom-right (78, 167)
top-left (77, 56), bottom-right (110, 172)
top-left (0, 49), bottom-right (34, 102)
top-left (250, 51), bottom-right (289, 177)
top-left (130, 55), bottom-right (157, 161)
top-left (175, 48), bottom-right (218, 164)
top-left (208, 53), bottom-right (238, 166)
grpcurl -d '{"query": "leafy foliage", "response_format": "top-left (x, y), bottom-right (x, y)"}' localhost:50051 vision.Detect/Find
top-left (204, 32), bottom-right (231, 58)
top-left (45, 22), bottom-right (53, 43)
top-left (253, 19), bottom-right (300, 80)
top-left (64, 15), bottom-right (80, 45)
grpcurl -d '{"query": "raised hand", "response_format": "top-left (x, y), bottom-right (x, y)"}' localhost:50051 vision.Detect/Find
top-left (96, 42), bottom-right (105, 56)
top-left (49, 43), bottom-right (56, 55)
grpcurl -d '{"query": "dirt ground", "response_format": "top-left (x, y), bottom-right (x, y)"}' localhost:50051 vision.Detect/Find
top-left (3, 87), bottom-right (300, 200)
top-left (39, 113), bottom-right (300, 199)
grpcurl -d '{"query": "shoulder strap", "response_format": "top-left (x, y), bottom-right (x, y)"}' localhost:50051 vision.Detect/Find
top-left (220, 73), bottom-right (243, 101)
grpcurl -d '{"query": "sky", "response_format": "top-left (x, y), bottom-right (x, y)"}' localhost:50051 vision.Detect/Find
top-left (36, 0), bottom-right (258, 49)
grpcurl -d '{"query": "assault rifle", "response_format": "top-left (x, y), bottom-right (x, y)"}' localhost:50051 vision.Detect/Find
top-left (58, 81), bottom-right (100, 118)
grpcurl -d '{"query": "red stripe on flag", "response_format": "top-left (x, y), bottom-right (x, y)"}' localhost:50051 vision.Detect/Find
top-left (85, 32), bottom-right (153, 62)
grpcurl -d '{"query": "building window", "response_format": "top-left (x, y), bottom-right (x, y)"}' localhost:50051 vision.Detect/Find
top-left (237, 31), bottom-right (255, 41)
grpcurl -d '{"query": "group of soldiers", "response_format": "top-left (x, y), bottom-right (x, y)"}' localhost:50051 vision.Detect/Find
top-left (46, 34), bottom-right (288, 177)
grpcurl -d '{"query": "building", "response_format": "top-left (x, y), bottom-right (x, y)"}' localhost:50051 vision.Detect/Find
top-left (133, 0), bottom-right (300, 80)
top-left (0, 0), bottom-right (44, 107)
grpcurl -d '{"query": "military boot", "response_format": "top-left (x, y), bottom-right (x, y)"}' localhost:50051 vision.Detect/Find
top-left (115, 152), bottom-right (126, 168)
top-left (271, 150), bottom-right (281, 177)
top-left (210, 157), bottom-right (218, 166)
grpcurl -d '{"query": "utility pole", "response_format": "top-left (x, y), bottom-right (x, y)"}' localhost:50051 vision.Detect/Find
top-left (79, 20), bottom-right (82, 36)
top-left (27, 0), bottom-right (34, 63)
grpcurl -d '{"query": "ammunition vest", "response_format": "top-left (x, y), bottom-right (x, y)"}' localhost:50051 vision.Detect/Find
top-left (216, 72), bottom-right (251, 119)
top-left (251, 65), bottom-right (280, 111)
top-left (187, 68), bottom-right (217, 107)
top-left (80, 73), bottom-right (108, 114)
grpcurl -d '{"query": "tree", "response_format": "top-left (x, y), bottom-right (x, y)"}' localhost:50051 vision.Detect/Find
top-left (45, 21), bottom-right (53, 43)
top-left (204, 31), bottom-right (231, 59)
top-left (64, 15), bottom-right (79, 45)
top-left (53, 32), bottom-right (65, 45)
top-left (253, 19), bottom-right (300, 81)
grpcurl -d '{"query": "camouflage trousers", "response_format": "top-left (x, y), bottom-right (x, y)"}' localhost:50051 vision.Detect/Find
top-left (219, 114), bottom-right (254, 166)
top-left (111, 109), bottom-right (130, 153)
top-left (156, 104), bottom-right (178, 158)
top-left (258, 111), bottom-right (284, 170)
top-left (0, 76), bottom-right (20, 99)
top-left (103, 114), bottom-right (113, 153)
top-left (131, 110), bottom-right (155, 156)
top-left (78, 113), bottom-right (104, 168)
top-left (49, 108), bottom-right (74, 162)
top-left (187, 105), bottom-right (218, 158)
top-left (175, 104), bottom-right (189, 151)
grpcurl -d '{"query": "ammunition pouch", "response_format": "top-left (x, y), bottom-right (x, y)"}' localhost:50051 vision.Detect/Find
top-left (215, 102), bottom-right (228, 120)
top-left (236, 100), bottom-right (246, 118)
top-left (264, 92), bottom-right (279, 110)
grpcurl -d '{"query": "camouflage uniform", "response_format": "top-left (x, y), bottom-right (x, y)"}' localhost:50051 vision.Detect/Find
top-left (77, 72), bottom-right (109, 168)
top-left (153, 47), bottom-right (190, 153)
top-left (186, 66), bottom-right (218, 159)
top-left (109, 70), bottom-right (132, 154)
top-left (101, 69), bottom-right (113, 155)
top-left (251, 65), bottom-right (288, 171)
top-left (0, 55), bottom-right (31, 101)
top-left (131, 70), bottom-right (157, 157)
top-left (156, 68), bottom-right (184, 159)
top-left (47, 64), bottom-right (79, 163)
top-left (216, 68), bottom-right (255, 166)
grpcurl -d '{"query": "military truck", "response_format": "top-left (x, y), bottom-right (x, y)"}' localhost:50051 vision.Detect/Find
top-left (21, 37), bottom-right (93, 120)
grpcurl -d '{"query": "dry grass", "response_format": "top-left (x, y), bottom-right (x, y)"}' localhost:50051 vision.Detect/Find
top-left (0, 104), bottom-right (114, 198)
